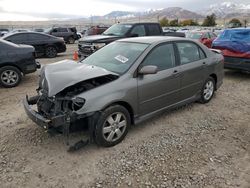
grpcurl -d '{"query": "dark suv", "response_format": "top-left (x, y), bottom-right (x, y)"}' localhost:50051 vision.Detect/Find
top-left (46, 27), bottom-right (79, 44)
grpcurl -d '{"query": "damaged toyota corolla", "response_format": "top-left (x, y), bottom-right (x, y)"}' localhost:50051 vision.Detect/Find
top-left (24, 36), bottom-right (224, 150)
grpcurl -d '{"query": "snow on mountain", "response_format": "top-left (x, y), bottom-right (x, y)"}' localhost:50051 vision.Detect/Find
top-left (200, 2), bottom-right (250, 18)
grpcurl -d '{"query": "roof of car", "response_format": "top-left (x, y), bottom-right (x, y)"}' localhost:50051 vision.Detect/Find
top-left (118, 36), bottom-right (192, 44)
top-left (2, 31), bottom-right (53, 38)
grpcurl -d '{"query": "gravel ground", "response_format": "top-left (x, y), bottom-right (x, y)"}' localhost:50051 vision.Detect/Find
top-left (0, 43), bottom-right (249, 188)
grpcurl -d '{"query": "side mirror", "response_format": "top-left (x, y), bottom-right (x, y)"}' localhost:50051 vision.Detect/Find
top-left (138, 65), bottom-right (158, 75)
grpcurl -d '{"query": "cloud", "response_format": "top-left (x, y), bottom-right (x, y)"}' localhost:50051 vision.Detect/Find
top-left (0, 0), bottom-right (250, 21)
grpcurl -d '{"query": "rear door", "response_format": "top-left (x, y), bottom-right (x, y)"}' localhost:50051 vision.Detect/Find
top-left (176, 41), bottom-right (207, 101)
top-left (137, 42), bottom-right (181, 116)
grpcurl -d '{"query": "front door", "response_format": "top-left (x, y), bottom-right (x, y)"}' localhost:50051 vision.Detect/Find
top-left (137, 43), bottom-right (181, 116)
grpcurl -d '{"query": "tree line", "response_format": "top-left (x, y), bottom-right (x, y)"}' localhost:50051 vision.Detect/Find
top-left (159, 14), bottom-right (245, 27)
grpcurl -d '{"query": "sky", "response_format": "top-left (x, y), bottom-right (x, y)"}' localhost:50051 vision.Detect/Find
top-left (0, 0), bottom-right (249, 21)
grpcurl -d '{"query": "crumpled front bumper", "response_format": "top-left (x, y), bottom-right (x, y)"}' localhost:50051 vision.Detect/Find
top-left (23, 96), bottom-right (67, 129)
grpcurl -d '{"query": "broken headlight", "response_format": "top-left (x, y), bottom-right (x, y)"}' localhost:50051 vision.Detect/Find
top-left (71, 97), bottom-right (85, 111)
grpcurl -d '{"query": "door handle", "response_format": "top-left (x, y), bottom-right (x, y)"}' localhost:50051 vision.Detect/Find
top-left (172, 70), bottom-right (180, 77)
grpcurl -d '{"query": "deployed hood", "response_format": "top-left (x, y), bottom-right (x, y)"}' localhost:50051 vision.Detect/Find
top-left (42, 60), bottom-right (117, 97)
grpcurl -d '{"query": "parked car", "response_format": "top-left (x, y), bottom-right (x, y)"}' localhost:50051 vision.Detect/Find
top-left (46, 27), bottom-right (79, 44)
top-left (24, 37), bottom-right (224, 149)
top-left (10, 29), bottom-right (30, 33)
top-left (186, 31), bottom-right (217, 48)
top-left (212, 28), bottom-right (250, 71)
top-left (0, 28), bottom-right (9, 37)
top-left (78, 22), bottom-right (185, 58)
top-left (2, 32), bottom-right (66, 58)
top-left (84, 26), bottom-right (109, 36)
top-left (0, 39), bottom-right (40, 87)
top-left (34, 28), bottom-right (44, 32)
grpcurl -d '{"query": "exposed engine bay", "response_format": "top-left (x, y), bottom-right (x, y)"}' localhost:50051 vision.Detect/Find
top-left (36, 74), bottom-right (118, 120)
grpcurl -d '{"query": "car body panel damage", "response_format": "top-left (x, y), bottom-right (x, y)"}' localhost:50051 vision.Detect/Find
top-left (42, 59), bottom-right (118, 97)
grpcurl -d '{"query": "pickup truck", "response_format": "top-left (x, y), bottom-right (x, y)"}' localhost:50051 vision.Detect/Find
top-left (78, 22), bottom-right (185, 58)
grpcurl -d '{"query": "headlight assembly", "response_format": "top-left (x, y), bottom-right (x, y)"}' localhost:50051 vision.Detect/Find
top-left (92, 43), bottom-right (106, 50)
top-left (71, 97), bottom-right (85, 111)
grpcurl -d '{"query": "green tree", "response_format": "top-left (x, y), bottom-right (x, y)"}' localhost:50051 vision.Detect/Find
top-left (180, 19), bottom-right (199, 26)
top-left (202, 14), bottom-right (216, 26)
top-left (169, 19), bottom-right (179, 27)
top-left (229, 18), bottom-right (242, 27)
top-left (159, 17), bottom-right (169, 27)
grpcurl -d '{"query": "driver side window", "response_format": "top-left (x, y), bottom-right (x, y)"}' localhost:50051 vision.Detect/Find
top-left (130, 25), bottom-right (146, 37)
top-left (142, 43), bottom-right (175, 71)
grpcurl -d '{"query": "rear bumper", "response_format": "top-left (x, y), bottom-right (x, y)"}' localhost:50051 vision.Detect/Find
top-left (224, 57), bottom-right (250, 71)
top-left (23, 61), bottom-right (41, 74)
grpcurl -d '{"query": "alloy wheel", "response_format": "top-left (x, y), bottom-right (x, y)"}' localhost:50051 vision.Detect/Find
top-left (203, 80), bottom-right (214, 101)
top-left (102, 112), bottom-right (127, 142)
top-left (1, 70), bottom-right (19, 86)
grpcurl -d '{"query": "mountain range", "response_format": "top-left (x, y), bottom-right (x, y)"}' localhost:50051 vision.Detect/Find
top-left (92, 2), bottom-right (250, 21)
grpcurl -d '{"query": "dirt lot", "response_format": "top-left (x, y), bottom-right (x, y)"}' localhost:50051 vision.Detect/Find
top-left (0, 43), bottom-right (249, 188)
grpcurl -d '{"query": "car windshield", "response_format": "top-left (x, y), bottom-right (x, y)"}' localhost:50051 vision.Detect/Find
top-left (186, 32), bottom-right (203, 39)
top-left (103, 24), bottom-right (132, 36)
top-left (81, 41), bottom-right (149, 75)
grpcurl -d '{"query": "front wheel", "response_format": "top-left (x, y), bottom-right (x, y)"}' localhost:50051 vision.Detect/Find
top-left (200, 77), bottom-right (215, 103)
top-left (94, 105), bottom-right (131, 147)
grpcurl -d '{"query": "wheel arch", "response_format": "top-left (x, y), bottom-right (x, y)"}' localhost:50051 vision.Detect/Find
top-left (103, 101), bottom-right (135, 125)
top-left (0, 63), bottom-right (23, 73)
top-left (209, 73), bottom-right (217, 90)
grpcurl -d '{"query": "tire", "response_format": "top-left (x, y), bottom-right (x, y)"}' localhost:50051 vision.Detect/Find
top-left (200, 77), bottom-right (215, 104)
top-left (0, 66), bottom-right (22, 88)
top-left (94, 105), bottom-right (131, 147)
top-left (45, 46), bottom-right (57, 58)
top-left (68, 37), bottom-right (75, 44)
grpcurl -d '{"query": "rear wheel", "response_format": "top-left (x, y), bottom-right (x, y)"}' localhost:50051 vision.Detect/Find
top-left (45, 46), bottom-right (57, 58)
top-left (200, 77), bottom-right (215, 103)
top-left (94, 105), bottom-right (130, 147)
top-left (0, 66), bottom-right (22, 88)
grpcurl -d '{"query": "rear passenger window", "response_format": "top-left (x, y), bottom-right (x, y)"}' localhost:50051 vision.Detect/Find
top-left (130, 25), bottom-right (146, 36)
top-left (177, 42), bottom-right (204, 64)
top-left (142, 43), bottom-right (175, 71)
top-left (28, 34), bottom-right (49, 40)
top-left (8, 34), bottom-right (28, 41)
top-left (146, 24), bottom-right (161, 36)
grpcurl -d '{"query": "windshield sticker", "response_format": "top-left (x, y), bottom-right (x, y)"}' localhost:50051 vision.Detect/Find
top-left (115, 55), bottom-right (129, 63)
